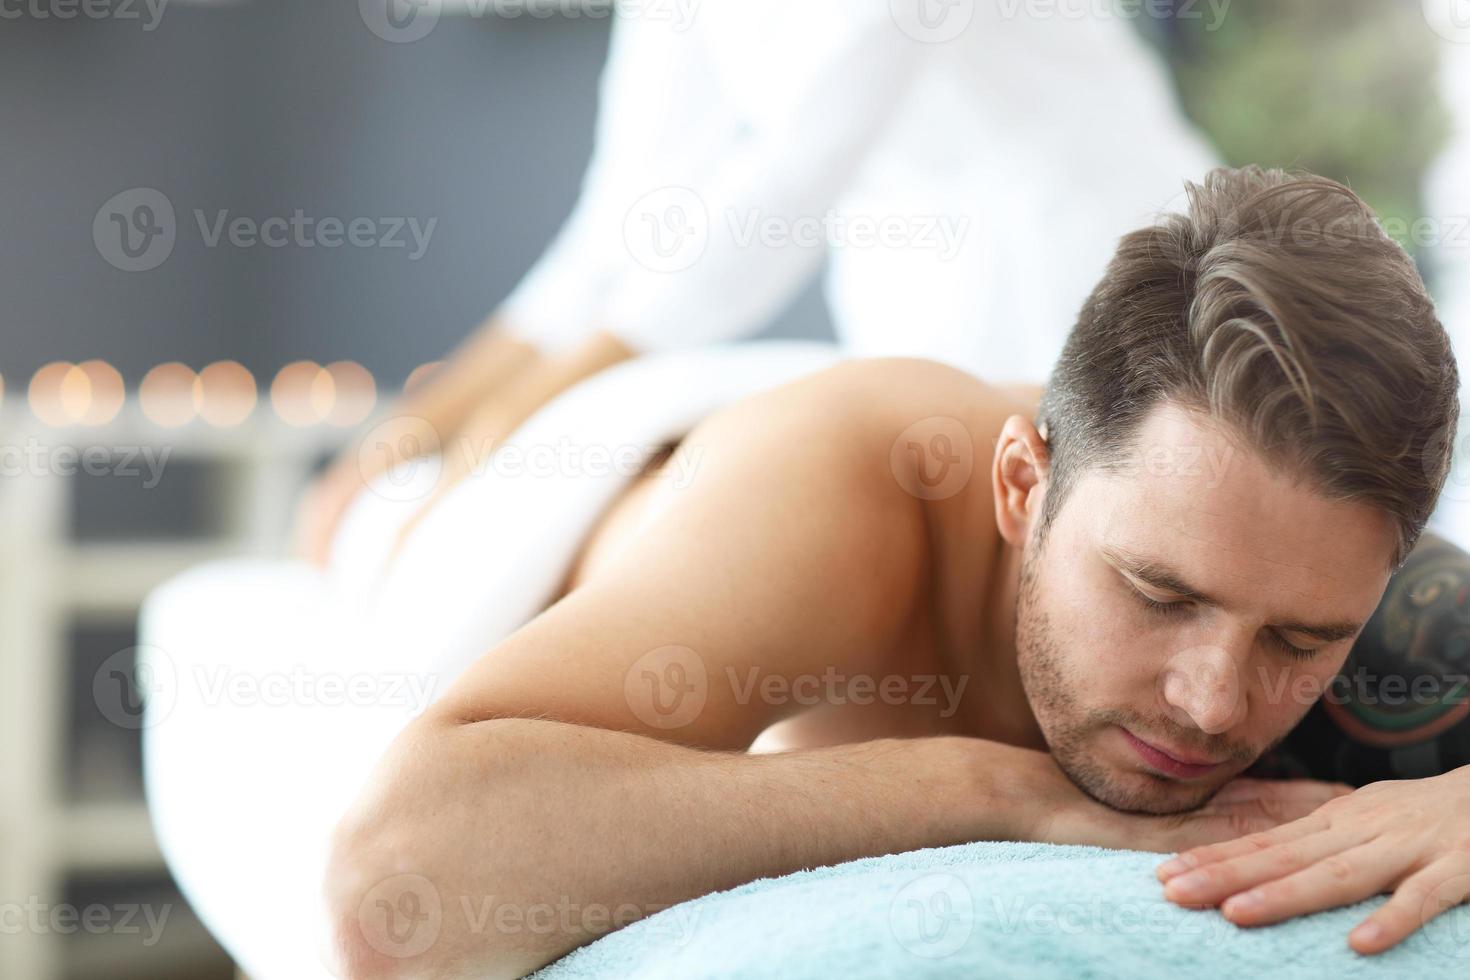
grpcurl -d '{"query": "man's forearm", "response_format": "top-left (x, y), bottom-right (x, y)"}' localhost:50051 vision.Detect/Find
top-left (324, 717), bottom-right (1038, 980)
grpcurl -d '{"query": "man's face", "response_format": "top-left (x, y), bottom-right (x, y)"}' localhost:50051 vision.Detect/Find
top-left (1014, 400), bottom-right (1396, 814)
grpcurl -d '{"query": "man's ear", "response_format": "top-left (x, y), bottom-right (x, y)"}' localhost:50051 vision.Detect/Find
top-left (992, 415), bottom-right (1051, 547)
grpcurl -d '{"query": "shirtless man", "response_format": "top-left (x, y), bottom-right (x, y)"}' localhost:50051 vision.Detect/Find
top-left (323, 167), bottom-right (1470, 978)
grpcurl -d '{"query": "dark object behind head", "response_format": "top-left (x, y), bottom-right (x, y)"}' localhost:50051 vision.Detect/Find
top-left (1037, 165), bottom-right (1458, 568)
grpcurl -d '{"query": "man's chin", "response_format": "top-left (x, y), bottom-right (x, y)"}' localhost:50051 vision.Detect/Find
top-left (1061, 756), bottom-right (1229, 815)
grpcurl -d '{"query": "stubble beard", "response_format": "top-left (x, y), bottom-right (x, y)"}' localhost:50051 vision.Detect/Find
top-left (1013, 542), bottom-right (1224, 815)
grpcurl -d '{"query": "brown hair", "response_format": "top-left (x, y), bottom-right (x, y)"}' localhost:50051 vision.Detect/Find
top-left (1036, 165), bottom-right (1458, 568)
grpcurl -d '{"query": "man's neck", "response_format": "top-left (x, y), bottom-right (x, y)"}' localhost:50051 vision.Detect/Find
top-left (976, 535), bottom-right (1048, 752)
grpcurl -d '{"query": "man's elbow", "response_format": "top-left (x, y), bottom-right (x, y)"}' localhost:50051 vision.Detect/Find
top-left (319, 722), bottom-right (537, 980)
top-left (320, 826), bottom-right (416, 978)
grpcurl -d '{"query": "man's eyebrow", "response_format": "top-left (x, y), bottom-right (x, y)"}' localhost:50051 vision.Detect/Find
top-left (1268, 619), bottom-right (1364, 643)
top-left (1100, 545), bottom-right (1365, 643)
top-left (1102, 546), bottom-right (1221, 605)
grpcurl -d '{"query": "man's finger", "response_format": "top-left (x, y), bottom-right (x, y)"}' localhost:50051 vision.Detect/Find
top-left (1157, 812), bottom-right (1329, 880)
top-left (1350, 861), bottom-right (1470, 955)
top-left (1161, 826), bottom-right (1366, 906)
top-left (1214, 840), bottom-right (1401, 928)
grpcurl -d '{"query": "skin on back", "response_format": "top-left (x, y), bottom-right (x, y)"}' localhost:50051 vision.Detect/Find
top-left (426, 357), bottom-right (1039, 753)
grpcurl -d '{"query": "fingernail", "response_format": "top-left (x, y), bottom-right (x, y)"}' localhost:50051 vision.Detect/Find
top-left (1165, 869), bottom-right (1211, 898)
top-left (1223, 890), bottom-right (1264, 917)
top-left (1157, 853), bottom-right (1198, 879)
top-left (1351, 921), bottom-right (1383, 948)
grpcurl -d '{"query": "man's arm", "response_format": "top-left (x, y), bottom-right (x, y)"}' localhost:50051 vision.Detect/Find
top-left (325, 722), bottom-right (1042, 980)
top-left (325, 717), bottom-right (1342, 980)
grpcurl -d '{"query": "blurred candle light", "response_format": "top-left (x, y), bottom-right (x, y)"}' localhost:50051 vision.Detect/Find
top-left (272, 360), bottom-right (330, 427)
top-left (323, 360), bottom-right (376, 427)
top-left (76, 359), bottom-right (124, 426)
top-left (140, 362), bottom-right (199, 427)
top-left (309, 366), bottom-right (335, 422)
top-left (194, 360), bottom-right (257, 427)
top-left (58, 364), bottom-right (93, 424)
top-left (29, 361), bottom-right (76, 427)
top-left (404, 361), bottom-right (443, 397)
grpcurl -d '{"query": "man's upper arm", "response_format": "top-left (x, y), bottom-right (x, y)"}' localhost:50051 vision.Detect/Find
top-left (426, 366), bottom-right (933, 750)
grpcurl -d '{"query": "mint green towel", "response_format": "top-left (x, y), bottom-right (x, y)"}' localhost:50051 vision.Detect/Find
top-left (533, 841), bottom-right (1470, 978)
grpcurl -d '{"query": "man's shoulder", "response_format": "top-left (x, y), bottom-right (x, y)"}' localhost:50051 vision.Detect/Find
top-left (684, 355), bottom-right (1033, 542)
top-left (753, 356), bottom-right (1039, 468)
top-left (805, 354), bottom-right (1007, 396)
top-left (763, 355), bottom-right (1035, 432)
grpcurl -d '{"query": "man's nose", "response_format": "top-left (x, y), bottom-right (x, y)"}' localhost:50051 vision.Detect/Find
top-left (1156, 643), bottom-right (1248, 735)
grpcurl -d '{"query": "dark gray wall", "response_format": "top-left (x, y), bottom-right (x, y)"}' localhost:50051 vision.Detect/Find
top-left (0, 0), bottom-right (831, 388)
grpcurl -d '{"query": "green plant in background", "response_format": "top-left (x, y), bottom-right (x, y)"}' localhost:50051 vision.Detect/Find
top-left (1145, 0), bottom-right (1450, 254)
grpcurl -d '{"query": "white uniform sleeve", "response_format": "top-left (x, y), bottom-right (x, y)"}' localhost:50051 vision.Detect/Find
top-left (600, 0), bottom-right (930, 351)
top-left (497, 14), bottom-right (737, 353)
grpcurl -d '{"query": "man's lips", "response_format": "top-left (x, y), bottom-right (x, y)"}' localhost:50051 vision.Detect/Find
top-left (1119, 727), bottom-right (1225, 778)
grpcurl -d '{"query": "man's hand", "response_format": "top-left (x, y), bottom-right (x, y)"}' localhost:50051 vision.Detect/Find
top-left (1155, 765), bottom-right (1470, 954)
top-left (1021, 750), bottom-right (1354, 854)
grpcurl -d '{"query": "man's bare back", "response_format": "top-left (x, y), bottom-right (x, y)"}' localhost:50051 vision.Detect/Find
top-left (545, 358), bottom-right (1046, 754)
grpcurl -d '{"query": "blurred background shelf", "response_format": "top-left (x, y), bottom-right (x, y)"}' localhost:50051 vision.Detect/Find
top-left (0, 397), bottom-right (335, 980)
top-left (58, 803), bottom-right (165, 872)
top-left (64, 543), bottom-right (251, 613)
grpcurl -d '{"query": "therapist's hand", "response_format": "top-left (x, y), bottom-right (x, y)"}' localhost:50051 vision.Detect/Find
top-left (292, 412), bottom-right (450, 566)
top-left (383, 329), bottom-right (637, 562)
top-left (294, 441), bottom-right (380, 568)
top-left (292, 325), bottom-right (544, 567)
top-left (1156, 766), bottom-right (1470, 954)
top-left (382, 401), bottom-right (515, 557)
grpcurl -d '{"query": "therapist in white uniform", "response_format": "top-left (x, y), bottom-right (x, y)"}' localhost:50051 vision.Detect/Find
top-left (296, 0), bottom-right (1220, 562)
